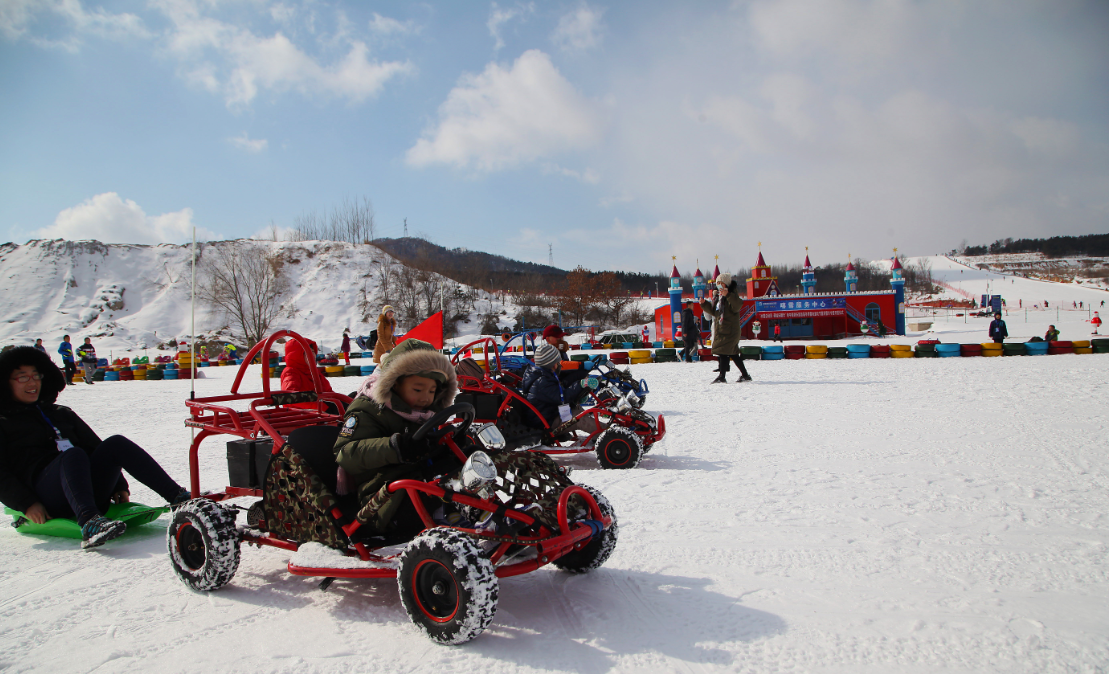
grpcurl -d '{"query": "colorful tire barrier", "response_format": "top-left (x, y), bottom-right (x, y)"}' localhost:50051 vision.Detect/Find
top-left (570, 354), bottom-right (590, 362)
top-left (890, 344), bottom-right (913, 358)
top-left (914, 343), bottom-right (938, 358)
top-left (1048, 340), bottom-right (1074, 355)
top-left (981, 343), bottom-right (1003, 357)
top-left (870, 344), bottom-right (891, 359)
top-left (805, 344), bottom-right (827, 359)
top-left (1071, 340), bottom-right (1092, 354)
top-left (609, 351), bottom-right (630, 365)
top-left (145, 368), bottom-right (163, 380)
top-left (1024, 341), bottom-right (1049, 355)
top-left (697, 348), bottom-right (715, 362)
top-left (324, 365), bottom-right (345, 377)
top-left (827, 346), bottom-right (848, 359)
top-left (92, 369), bottom-right (107, 381)
top-left (761, 345), bottom-right (784, 361)
top-left (846, 344), bottom-right (870, 358)
top-left (960, 344), bottom-right (983, 357)
top-left (740, 345), bottom-right (762, 360)
top-left (344, 365), bottom-right (361, 376)
top-left (785, 345), bottom-right (806, 360)
top-left (654, 348), bottom-right (679, 363)
top-left (630, 357), bottom-right (652, 365)
top-left (163, 368), bottom-right (178, 379)
top-left (360, 365), bottom-right (375, 375)
top-left (935, 343), bottom-right (960, 357)
top-left (629, 349), bottom-right (652, 360)
top-left (1002, 343), bottom-right (1026, 356)
top-left (1093, 339), bottom-right (1109, 353)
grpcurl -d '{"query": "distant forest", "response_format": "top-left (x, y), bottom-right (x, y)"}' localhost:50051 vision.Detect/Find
top-left (958, 233), bottom-right (1109, 257)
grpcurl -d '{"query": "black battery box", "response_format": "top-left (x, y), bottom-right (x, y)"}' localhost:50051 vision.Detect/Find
top-left (226, 438), bottom-right (275, 488)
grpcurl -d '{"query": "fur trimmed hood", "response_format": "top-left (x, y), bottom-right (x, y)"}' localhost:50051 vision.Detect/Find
top-left (0, 346), bottom-right (67, 408)
top-left (369, 339), bottom-right (457, 412)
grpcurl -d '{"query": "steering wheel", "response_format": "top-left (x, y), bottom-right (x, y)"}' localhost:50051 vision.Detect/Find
top-left (411, 402), bottom-right (475, 444)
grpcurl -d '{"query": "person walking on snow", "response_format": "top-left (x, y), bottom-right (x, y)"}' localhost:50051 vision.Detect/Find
top-left (341, 330), bottom-right (351, 366)
top-left (373, 306), bottom-right (396, 364)
top-left (701, 273), bottom-right (751, 384)
top-left (988, 312), bottom-right (1008, 344)
top-left (76, 338), bottom-right (97, 385)
top-left (57, 335), bottom-right (76, 386)
top-left (680, 302), bottom-right (699, 362)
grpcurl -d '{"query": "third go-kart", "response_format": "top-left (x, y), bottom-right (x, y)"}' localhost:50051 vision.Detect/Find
top-left (167, 331), bottom-right (618, 645)
top-left (451, 338), bottom-right (665, 469)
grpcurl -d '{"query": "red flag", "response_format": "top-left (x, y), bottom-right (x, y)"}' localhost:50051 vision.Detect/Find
top-left (395, 311), bottom-right (444, 349)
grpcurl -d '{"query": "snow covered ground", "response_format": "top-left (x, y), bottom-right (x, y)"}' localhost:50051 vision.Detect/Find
top-left (2, 318), bottom-right (1108, 672)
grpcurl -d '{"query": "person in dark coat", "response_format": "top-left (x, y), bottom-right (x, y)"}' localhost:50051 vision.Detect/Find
top-left (340, 330), bottom-right (351, 365)
top-left (519, 343), bottom-right (597, 430)
top-left (988, 312), bottom-right (1008, 343)
top-left (33, 339), bottom-right (45, 353)
top-left (680, 302), bottom-right (699, 362)
top-left (700, 273), bottom-right (751, 384)
top-left (76, 337), bottom-right (97, 385)
top-left (0, 347), bottom-right (188, 548)
top-left (57, 335), bottom-right (76, 386)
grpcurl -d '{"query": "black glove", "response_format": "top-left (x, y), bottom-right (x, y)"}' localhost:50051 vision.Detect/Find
top-left (390, 432), bottom-right (435, 464)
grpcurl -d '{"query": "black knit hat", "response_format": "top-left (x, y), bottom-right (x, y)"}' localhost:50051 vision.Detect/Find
top-left (0, 346), bottom-right (67, 407)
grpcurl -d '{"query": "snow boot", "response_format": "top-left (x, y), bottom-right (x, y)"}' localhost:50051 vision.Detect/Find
top-left (170, 488), bottom-right (192, 509)
top-left (739, 373), bottom-right (752, 382)
top-left (81, 516), bottom-right (126, 549)
top-left (710, 373), bottom-right (727, 384)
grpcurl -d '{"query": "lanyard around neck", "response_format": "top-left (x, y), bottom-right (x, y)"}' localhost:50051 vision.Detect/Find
top-left (36, 406), bottom-right (63, 439)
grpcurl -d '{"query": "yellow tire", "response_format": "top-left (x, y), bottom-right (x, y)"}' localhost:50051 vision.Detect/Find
top-left (1075, 347), bottom-right (1093, 354)
top-left (663, 340), bottom-right (675, 348)
top-left (805, 353), bottom-right (827, 359)
top-left (889, 344), bottom-right (911, 352)
top-left (1072, 340), bottom-right (1091, 348)
top-left (630, 357), bottom-right (652, 365)
top-left (629, 349), bottom-right (651, 359)
top-left (981, 342), bottom-right (1002, 349)
top-left (325, 365), bottom-right (344, 376)
top-left (806, 344), bottom-right (828, 354)
top-left (891, 350), bottom-right (914, 358)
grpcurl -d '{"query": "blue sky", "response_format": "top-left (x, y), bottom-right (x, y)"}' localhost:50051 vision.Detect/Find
top-left (2, 1), bottom-right (1107, 275)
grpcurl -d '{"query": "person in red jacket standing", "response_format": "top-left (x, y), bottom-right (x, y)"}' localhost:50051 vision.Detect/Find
top-left (340, 330), bottom-right (351, 365)
top-left (280, 338), bottom-right (334, 407)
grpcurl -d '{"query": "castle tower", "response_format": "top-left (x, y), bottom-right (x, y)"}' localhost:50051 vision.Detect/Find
top-left (890, 253), bottom-right (905, 335)
top-left (801, 250), bottom-right (816, 295)
top-left (712, 255), bottom-right (721, 284)
top-left (746, 248), bottom-right (781, 298)
top-left (668, 262), bottom-right (683, 340)
top-left (693, 265), bottom-right (707, 302)
top-left (844, 256), bottom-right (858, 293)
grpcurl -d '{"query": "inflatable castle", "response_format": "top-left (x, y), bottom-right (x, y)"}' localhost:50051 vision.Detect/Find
top-left (655, 250), bottom-right (905, 340)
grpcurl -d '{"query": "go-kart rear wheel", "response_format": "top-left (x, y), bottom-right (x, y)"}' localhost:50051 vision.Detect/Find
top-left (554, 485), bottom-right (618, 573)
top-left (167, 499), bottom-right (240, 592)
top-left (593, 426), bottom-right (643, 469)
top-left (398, 528), bottom-right (498, 645)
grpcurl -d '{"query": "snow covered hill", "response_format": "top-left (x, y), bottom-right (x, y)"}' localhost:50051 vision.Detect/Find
top-left (0, 239), bottom-right (496, 356)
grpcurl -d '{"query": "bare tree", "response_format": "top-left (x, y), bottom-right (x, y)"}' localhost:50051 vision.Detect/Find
top-left (287, 196), bottom-right (376, 244)
top-left (198, 242), bottom-right (288, 347)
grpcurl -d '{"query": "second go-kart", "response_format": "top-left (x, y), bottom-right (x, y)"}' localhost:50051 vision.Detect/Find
top-left (450, 338), bottom-right (665, 469)
top-left (167, 331), bottom-right (617, 645)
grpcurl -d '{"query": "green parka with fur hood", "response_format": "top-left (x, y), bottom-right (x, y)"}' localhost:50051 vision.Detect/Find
top-left (700, 273), bottom-right (743, 356)
top-left (332, 339), bottom-right (457, 532)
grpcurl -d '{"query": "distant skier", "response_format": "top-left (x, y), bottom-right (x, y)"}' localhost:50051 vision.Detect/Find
top-left (988, 312), bottom-right (1008, 344)
top-left (57, 335), bottom-right (76, 386)
top-left (76, 337), bottom-right (97, 385)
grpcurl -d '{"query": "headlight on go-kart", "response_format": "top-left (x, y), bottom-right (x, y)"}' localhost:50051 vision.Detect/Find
top-left (472, 422), bottom-right (506, 451)
top-left (614, 391), bottom-right (639, 413)
top-left (461, 450), bottom-right (497, 491)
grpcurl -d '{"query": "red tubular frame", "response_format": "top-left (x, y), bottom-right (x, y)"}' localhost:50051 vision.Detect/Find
top-left (184, 329), bottom-right (351, 498)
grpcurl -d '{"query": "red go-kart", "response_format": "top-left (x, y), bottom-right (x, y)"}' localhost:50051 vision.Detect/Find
top-left (450, 338), bottom-right (665, 469)
top-left (167, 331), bottom-right (618, 644)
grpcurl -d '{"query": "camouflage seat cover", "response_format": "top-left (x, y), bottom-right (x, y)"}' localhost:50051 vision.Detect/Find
top-left (262, 442), bottom-right (349, 550)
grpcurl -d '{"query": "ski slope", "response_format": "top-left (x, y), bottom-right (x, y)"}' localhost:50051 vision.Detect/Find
top-left (2, 343), bottom-right (1107, 672)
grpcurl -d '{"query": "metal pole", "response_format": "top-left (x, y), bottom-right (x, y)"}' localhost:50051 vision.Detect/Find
top-left (190, 228), bottom-right (196, 400)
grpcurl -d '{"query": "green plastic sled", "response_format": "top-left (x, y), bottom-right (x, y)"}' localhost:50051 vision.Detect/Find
top-left (5, 503), bottom-right (169, 539)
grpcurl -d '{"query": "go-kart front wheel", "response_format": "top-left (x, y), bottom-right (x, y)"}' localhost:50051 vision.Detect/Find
top-left (593, 426), bottom-right (643, 469)
top-left (554, 485), bottom-right (618, 573)
top-left (167, 499), bottom-right (241, 591)
top-left (397, 528), bottom-right (498, 645)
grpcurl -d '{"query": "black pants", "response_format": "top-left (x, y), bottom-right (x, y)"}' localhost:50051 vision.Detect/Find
top-left (681, 341), bottom-right (697, 362)
top-left (718, 354), bottom-right (749, 378)
top-left (63, 361), bottom-right (77, 384)
top-left (33, 435), bottom-right (182, 525)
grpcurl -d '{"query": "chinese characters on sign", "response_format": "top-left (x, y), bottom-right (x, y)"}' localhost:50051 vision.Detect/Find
top-left (755, 298), bottom-right (847, 313)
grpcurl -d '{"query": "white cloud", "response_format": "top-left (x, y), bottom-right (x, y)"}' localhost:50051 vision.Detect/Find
top-left (551, 4), bottom-right (604, 51)
top-left (369, 12), bottom-right (419, 37)
top-left (34, 193), bottom-right (215, 245)
top-left (0, 0), bottom-right (150, 51)
top-left (487, 1), bottom-right (533, 51)
top-left (407, 49), bottom-right (603, 171)
top-left (542, 163), bottom-right (600, 184)
top-left (749, 0), bottom-right (922, 65)
top-left (228, 132), bottom-right (268, 153)
top-left (153, 0), bottom-right (414, 108)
